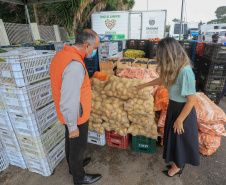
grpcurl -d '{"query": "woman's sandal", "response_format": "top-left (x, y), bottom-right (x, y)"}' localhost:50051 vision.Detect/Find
top-left (162, 166), bottom-right (185, 177)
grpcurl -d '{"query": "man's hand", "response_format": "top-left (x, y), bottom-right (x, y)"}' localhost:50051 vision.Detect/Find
top-left (69, 127), bottom-right (79, 138)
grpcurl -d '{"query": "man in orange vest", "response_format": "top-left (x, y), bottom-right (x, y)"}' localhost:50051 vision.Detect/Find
top-left (50, 29), bottom-right (101, 184)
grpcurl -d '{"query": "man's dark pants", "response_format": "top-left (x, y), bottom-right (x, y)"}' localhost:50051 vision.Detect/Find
top-left (65, 120), bottom-right (88, 183)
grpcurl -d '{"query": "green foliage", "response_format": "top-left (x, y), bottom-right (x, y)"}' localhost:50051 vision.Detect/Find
top-left (215, 6), bottom-right (226, 19)
top-left (166, 25), bottom-right (170, 32)
top-left (198, 21), bottom-right (205, 27)
top-left (172, 18), bottom-right (180, 23)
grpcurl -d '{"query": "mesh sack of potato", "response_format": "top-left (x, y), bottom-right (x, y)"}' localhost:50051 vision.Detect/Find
top-left (89, 113), bottom-right (105, 134)
top-left (103, 76), bottom-right (153, 100)
top-left (127, 123), bottom-right (158, 139)
top-left (128, 114), bottom-right (154, 130)
top-left (91, 99), bottom-right (129, 125)
top-left (124, 96), bottom-right (154, 118)
top-left (91, 78), bottom-right (108, 92)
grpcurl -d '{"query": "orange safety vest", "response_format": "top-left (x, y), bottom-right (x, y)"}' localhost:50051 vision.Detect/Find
top-left (50, 44), bottom-right (92, 125)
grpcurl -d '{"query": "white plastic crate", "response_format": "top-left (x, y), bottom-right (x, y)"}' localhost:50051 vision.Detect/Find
top-left (0, 149), bottom-right (9, 172)
top-left (0, 129), bottom-right (21, 152)
top-left (53, 42), bottom-right (65, 52)
top-left (24, 139), bottom-right (65, 176)
top-left (17, 121), bottom-right (65, 158)
top-left (0, 79), bottom-right (53, 114)
top-left (5, 149), bottom-right (27, 169)
top-left (0, 110), bottom-right (14, 131)
top-left (9, 102), bottom-right (58, 137)
top-left (0, 93), bottom-right (5, 110)
top-left (88, 130), bottom-right (106, 146)
top-left (0, 50), bottom-right (55, 87)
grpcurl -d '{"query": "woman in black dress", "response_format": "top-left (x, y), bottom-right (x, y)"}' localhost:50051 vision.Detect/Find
top-left (136, 37), bottom-right (200, 177)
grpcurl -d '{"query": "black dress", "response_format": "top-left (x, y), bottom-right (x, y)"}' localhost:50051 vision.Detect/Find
top-left (163, 100), bottom-right (200, 168)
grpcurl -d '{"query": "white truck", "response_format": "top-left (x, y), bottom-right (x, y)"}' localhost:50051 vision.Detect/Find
top-left (91, 10), bottom-right (167, 40)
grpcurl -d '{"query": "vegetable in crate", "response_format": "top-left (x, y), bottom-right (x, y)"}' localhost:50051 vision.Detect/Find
top-left (124, 49), bottom-right (145, 58)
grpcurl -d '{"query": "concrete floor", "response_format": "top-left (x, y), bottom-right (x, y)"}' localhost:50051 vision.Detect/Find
top-left (1, 99), bottom-right (226, 185)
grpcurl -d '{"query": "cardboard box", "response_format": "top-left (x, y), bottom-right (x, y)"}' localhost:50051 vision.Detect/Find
top-left (117, 57), bottom-right (135, 69)
top-left (100, 69), bottom-right (114, 75)
top-left (132, 58), bottom-right (148, 68)
top-left (108, 57), bottom-right (120, 68)
top-left (99, 61), bottom-right (114, 70)
top-left (148, 59), bottom-right (157, 69)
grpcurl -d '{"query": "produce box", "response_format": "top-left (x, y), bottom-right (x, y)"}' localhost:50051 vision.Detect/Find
top-left (117, 58), bottom-right (135, 69)
top-left (132, 135), bottom-right (156, 154)
top-left (100, 69), bottom-right (114, 75)
top-left (107, 57), bottom-right (120, 68)
top-left (148, 59), bottom-right (157, 69)
top-left (132, 58), bottom-right (148, 68)
top-left (105, 130), bottom-right (130, 149)
top-left (99, 61), bottom-right (114, 70)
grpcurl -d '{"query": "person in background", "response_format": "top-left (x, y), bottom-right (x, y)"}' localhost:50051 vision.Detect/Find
top-left (136, 37), bottom-right (200, 177)
top-left (192, 35), bottom-right (198, 40)
top-left (202, 32), bottom-right (205, 41)
top-left (50, 29), bottom-right (101, 185)
top-left (212, 34), bottom-right (219, 43)
top-left (198, 31), bottom-right (203, 41)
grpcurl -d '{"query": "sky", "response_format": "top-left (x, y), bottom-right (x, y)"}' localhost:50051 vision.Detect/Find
top-left (132, 0), bottom-right (226, 24)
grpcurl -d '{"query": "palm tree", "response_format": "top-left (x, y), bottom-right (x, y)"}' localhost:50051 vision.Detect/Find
top-left (53, 0), bottom-right (134, 37)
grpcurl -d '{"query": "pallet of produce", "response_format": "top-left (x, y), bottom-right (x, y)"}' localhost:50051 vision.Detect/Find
top-left (117, 58), bottom-right (135, 69)
top-left (148, 59), bottom-right (157, 69)
top-left (87, 130), bottom-right (106, 146)
top-left (0, 149), bottom-right (9, 172)
top-left (0, 50), bottom-right (55, 87)
top-left (9, 102), bottom-right (58, 137)
top-left (132, 135), bottom-right (156, 154)
top-left (5, 149), bottom-right (27, 169)
top-left (0, 110), bottom-right (14, 131)
top-left (16, 120), bottom-right (65, 158)
top-left (132, 58), bottom-right (148, 68)
top-left (0, 79), bottom-right (53, 114)
top-left (24, 139), bottom-right (65, 176)
top-left (105, 130), bottom-right (130, 149)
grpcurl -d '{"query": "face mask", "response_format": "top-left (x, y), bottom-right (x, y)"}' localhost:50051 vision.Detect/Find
top-left (86, 46), bottom-right (97, 58)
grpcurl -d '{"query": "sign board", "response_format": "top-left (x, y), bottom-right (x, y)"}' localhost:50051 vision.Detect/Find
top-left (92, 12), bottom-right (129, 40)
top-left (142, 11), bottom-right (166, 39)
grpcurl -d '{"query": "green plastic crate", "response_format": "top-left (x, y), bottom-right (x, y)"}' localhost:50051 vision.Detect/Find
top-left (132, 135), bottom-right (156, 154)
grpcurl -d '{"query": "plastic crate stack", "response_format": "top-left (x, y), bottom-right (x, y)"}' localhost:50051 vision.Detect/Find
top-left (197, 43), bottom-right (226, 104)
top-left (179, 41), bottom-right (194, 61)
top-left (0, 49), bottom-right (65, 176)
top-left (0, 140), bottom-right (9, 172)
top-left (98, 41), bottom-right (123, 62)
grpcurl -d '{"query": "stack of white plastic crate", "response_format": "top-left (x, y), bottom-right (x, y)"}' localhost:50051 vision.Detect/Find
top-left (0, 140), bottom-right (9, 172)
top-left (0, 49), bottom-right (65, 176)
top-left (98, 41), bottom-right (123, 62)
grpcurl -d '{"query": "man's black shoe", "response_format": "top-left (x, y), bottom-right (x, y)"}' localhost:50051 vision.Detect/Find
top-left (83, 157), bottom-right (91, 167)
top-left (69, 158), bottom-right (92, 174)
top-left (74, 174), bottom-right (102, 184)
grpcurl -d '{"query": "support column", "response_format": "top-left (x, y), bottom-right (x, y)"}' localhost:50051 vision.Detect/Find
top-left (0, 19), bottom-right (10, 46)
top-left (30, 23), bottom-right (41, 41)
top-left (53, 25), bottom-right (62, 42)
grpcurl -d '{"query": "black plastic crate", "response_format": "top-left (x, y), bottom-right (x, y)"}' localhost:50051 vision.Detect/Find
top-left (199, 73), bottom-right (225, 91)
top-left (137, 40), bottom-right (148, 51)
top-left (200, 57), bottom-right (226, 70)
top-left (148, 41), bottom-right (159, 59)
top-left (126, 40), bottom-right (138, 50)
top-left (203, 43), bottom-right (226, 61)
top-left (179, 41), bottom-right (194, 58)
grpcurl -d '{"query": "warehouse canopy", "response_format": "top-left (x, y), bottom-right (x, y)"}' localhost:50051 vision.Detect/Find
top-left (1, 0), bottom-right (68, 5)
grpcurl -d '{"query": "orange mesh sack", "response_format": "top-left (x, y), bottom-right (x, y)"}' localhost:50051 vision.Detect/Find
top-left (198, 122), bottom-right (226, 137)
top-left (154, 86), bottom-right (169, 111)
top-left (90, 71), bottom-right (110, 85)
top-left (195, 93), bottom-right (226, 125)
top-left (198, 132), bottom-right (221, 156)
top-left (158, 111), bottom-right (167, 127)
